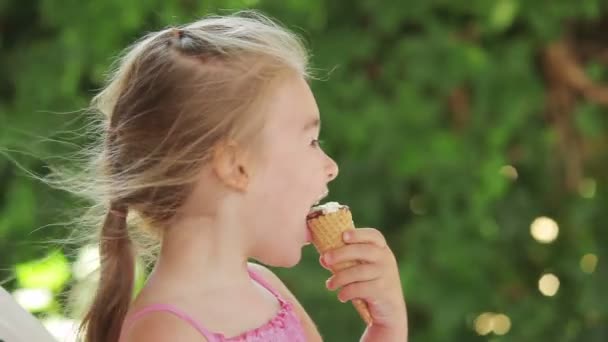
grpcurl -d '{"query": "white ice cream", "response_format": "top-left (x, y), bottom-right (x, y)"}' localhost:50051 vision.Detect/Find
top-left (310, 201), bottom-right (347, 215)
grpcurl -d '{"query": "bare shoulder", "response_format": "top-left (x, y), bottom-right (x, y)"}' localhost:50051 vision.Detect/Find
top-left (247, 262), bottom-right (323, 342)
top-left (122, 310), bottom-right (208, 342)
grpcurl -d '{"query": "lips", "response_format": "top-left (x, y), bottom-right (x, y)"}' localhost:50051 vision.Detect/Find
top-left (304, 208), bottom-right (318, 244)
top-left (305, 227), bottom-right (312, 244)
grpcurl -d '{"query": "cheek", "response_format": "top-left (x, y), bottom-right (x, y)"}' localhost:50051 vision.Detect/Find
top-left (264, 157), bottom-right (309, 193)
top-left (253, 177), bottom-right (305, 231)
top-left (249, 147), bottom-right (314, 218)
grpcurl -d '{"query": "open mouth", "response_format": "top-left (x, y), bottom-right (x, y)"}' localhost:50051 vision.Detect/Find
top-left (307, 191), bottom-right (329, 222)
top-left (310, 190), bottom-right (329, 210)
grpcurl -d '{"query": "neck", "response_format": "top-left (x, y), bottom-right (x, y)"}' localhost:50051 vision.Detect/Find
top-left (149, 211), bottom-right (253, 293)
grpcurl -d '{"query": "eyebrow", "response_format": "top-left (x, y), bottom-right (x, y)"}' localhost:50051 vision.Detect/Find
top-left (303, 117), bottom-right (320, 131)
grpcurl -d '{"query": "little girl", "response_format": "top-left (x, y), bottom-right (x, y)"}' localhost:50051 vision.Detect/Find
top-left (76, 11), bottom-right (407, 342)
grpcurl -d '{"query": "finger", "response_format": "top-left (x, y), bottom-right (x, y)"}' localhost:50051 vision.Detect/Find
top-left (319, 255), bottom-right (331, 270)
top-left (343, 228), bottom-right (387, 248)
top-left (324, 243), bottom-right (384, 266)
top-left (326, 263), bottom-right (381, 290)
top-left (337, 281), bottom-right (376, 303)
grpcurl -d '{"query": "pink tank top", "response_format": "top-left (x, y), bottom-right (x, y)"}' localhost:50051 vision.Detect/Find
top-left (119, 268), bottom-right (307, 341)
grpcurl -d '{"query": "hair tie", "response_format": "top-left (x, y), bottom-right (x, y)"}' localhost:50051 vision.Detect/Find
top-left (109, 202), bottom-right (128, 218)
top-left (109, 209), bottom-right (127, 218)
top-left (172, 28), bottom-right (183, 40)
top-left (166, 28), bottom-right (183, 49)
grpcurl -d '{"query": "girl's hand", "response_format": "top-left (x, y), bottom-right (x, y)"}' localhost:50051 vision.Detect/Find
top-left (320, 228), bottom-right (408, 341)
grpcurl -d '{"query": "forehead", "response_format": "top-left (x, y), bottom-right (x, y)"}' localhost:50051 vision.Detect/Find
top-left (263, 75), bottom-right (320, 130)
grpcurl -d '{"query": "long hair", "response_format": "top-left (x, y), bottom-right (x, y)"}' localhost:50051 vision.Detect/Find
top-left (51, 11), bottom-right (309, 342)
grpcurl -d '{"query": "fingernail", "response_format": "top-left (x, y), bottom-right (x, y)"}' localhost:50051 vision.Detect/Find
top-left (325, 278), bottom-right (333, 289)
top-left (343, 231), bottom-right (351, 241)
top-left (319, 255), bottom-right (327, 268)
top-left (338, 296), bottom-right (346, 303)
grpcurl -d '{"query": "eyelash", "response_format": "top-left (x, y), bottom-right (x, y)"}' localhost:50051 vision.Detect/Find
top-left (311, 139), bottom-right (324, 148)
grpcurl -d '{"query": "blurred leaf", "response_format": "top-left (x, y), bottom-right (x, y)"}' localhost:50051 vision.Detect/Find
top-left (15, 250), bottom-right (71, 293)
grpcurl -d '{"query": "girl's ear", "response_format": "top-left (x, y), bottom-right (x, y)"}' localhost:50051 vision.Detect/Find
top-left (211, 141), bottom-right (252, 192)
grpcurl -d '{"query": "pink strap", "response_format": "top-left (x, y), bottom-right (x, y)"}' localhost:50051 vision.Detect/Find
top-left (247, 268), bottom-right (286, 304)
top-left (120, 267), bottom-right (281, 341)
top-left (120, 304), bottom-right (219, 341)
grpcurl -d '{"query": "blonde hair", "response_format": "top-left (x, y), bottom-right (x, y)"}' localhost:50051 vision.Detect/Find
top-left (59, 11), bottom-right (309, 342)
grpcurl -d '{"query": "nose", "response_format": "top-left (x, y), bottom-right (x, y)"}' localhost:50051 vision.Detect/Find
top-left (325, 154), bottom-right (339, 182)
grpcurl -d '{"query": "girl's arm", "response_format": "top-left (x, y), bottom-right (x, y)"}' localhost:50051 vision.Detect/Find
top-left (320, 228), bottom-right (408, 342)
top-left (248, 262), bottom-right (324, 342)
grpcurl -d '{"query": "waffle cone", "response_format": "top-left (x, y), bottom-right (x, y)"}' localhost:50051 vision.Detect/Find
top-left (307, 207), bottom-right (373, 326)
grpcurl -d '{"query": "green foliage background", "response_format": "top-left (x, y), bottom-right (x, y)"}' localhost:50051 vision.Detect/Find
top-left (1, 0), bottom-right (607, 341)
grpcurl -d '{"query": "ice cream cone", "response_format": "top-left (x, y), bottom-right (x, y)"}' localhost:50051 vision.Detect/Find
top-left (307, 202), bottom-right (373, 326)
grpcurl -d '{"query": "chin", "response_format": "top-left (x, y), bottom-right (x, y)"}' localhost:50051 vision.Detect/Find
top-left (256, 244), bottom-right (303, 268)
